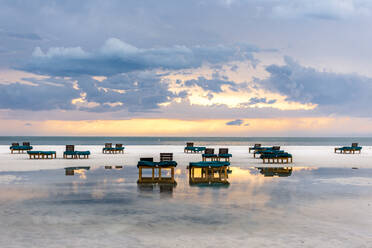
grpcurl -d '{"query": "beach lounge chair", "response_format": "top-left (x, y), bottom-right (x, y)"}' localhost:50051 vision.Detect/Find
top-left (184, 142), bottom-right (206, 153)
top-left (102, 143), bottom-right (113, 153)
top-left (102, 143), bottom-right (125, 154)
top-left (10, 142), bottom-right (33, 153)
top-left (202, 148), bottom-right (218, 161)
top-left (63, 145), bottom-right (90, 159)
top-left (188, 161), bottom-right (230, 185)
top-left (334, 143), bottom-right (362, 154)
top-left (27, 151), bottom-right (56, 159)
top-left (252, 146), bottom-right (282, 158)
top-left (114, 144), bottom-right (125, 153)
top-left (249, 144), bottom-right (262, 153)
top-left (217, 148), bottom-right (232, 162)
top-left (260, 151), bottom-right (293, 164)
top-left (137, 153), bottom-right (177, 184)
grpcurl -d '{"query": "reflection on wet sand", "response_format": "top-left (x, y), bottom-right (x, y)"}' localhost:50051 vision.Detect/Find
top-left (65, 166), bottom-right (90, 177)
top-left (104, 165), bottom-right (123, 169)
top-left (256, 167), bottom-right (293, 177)
top-left (188, 167), bottom-right (230, 186)
top-left (137, 183), bottom-right (176, 196)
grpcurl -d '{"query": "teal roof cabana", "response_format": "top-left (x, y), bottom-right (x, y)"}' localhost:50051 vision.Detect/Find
top-left (188, 161), bottom-right (230, 185)
top-left (137, 153), bottom-right (177, 184)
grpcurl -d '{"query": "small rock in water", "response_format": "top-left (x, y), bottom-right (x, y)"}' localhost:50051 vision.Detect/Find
top-left (352, 167), bottom-right (358, 169)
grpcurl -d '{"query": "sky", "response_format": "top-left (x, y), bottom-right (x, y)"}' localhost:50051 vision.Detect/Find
top-left (1, 0), bottom-right (372, 136)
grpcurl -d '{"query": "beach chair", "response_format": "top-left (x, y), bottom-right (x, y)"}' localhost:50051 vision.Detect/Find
top-left (10, 142), bottom-right (33, 154)
top-left (334, 143), bottom-right (362, 154)
top-left (102, 143), bottom-right (113, 153)
top-left (217, 148), bottom-right (232, 162)
top-left (184, 142), bottom-right (206, 153)
top-left (27, 151), bottom-right (56, 159)
top-left (261, 152), bottom-right (293, 164)
top-left (63, 145), bottom-right (90, 159)
top-left (202, 148), bottom-right (218, 161)
top-left (114, 144), bottom-right (125, 153)
top-left (249, 144), bottom-right (262, 153)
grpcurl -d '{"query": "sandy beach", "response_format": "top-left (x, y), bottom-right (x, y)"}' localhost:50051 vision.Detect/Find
top-left (1, 145), bottom-right (372, 172)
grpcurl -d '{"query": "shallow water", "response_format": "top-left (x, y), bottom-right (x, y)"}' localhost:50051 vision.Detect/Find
top-left (0, 166), bottom-right (371, 247)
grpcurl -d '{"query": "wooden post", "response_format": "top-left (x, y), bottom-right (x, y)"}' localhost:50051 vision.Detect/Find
top-left (139, 167), bottom-right (142, 183)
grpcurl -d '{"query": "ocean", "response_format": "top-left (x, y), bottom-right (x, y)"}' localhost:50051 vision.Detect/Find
top-left (0, 136), bottom-right (370, 146)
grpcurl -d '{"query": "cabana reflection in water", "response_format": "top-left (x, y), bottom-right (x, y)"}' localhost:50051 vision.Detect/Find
top-left (256, 167), bottom-right (293, 177)
top-left (64, 166), bottom-right (90, 176)
top-left (188, 162), bottom-right (230, 186)
top-left (137, 183), bottom-right (176, 196)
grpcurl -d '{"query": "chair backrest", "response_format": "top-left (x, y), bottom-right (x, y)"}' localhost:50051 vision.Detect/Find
top-left (66, 145), bottom-right (75, 151)
top-left (23, 142), bottom-right (30, 146)
top-left (186, 142), bottom-right (194, 147)
top-left (219, 148), bottom-right (228, 154)
top-left (272, 146), bottom-right (281, 150)
top-left (205, 148), bottom-right (215, 154)
top-left (140, 157), bottom-right (153, 162)
top-left (12, 142), bottom-right (19, 146)
top-left (352, 143), bottom-right (358, 147)
top-left (254, 144), bottom-right (261, 148)
top-left (160, 153), bottom-right (173, 161)
top-left (115, 144), bottom-right (123, 148)
top-left (105, 143), bottom-right (112, 148)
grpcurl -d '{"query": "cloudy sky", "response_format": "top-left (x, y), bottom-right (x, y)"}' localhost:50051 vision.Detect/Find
top-left (1, 0), bottom-right (372, 136)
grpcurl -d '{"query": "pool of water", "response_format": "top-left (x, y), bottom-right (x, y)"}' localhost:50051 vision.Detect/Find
top-left (0, 166), bottom-right (371, 247)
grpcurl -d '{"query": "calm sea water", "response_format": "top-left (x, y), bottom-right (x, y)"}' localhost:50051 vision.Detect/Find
top-left (0, 166), bottom-right (371, 247)
top-left (0, 136), bottom-right (371, 146)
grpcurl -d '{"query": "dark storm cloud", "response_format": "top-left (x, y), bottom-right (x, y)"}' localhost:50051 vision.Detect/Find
top-left (0, 78), bottom-right (80, 111)
top-left (183, 76), bottom-right (237, 93)
top-left (20, 38), bottom-right (260, 77)
top-left (258, 56), bottom-right (372, 116)
top-left (76, 72), bottom-right (176, 112)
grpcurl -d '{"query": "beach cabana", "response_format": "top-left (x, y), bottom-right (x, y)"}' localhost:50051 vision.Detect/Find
top-left (188, 161), bottom-right (230, 185)
top-left (217, 148), bottom-right (232, 162)
top-left (63, 145), bottom-right (90, 159)
top-left (334, 143), bottom-right (362, 154)
top-left (10, 142), bottom-right (33, 154)
top-left (202, 148), bottom-right (218, 161)
top-left (184, 142), bottom-right (206, 153)
top-left (102, 143), bottom-right (125, 154)
top-left (137, 153), bottom-right (177, 184)
top-left (27, 151), bottom-right (56, 159)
